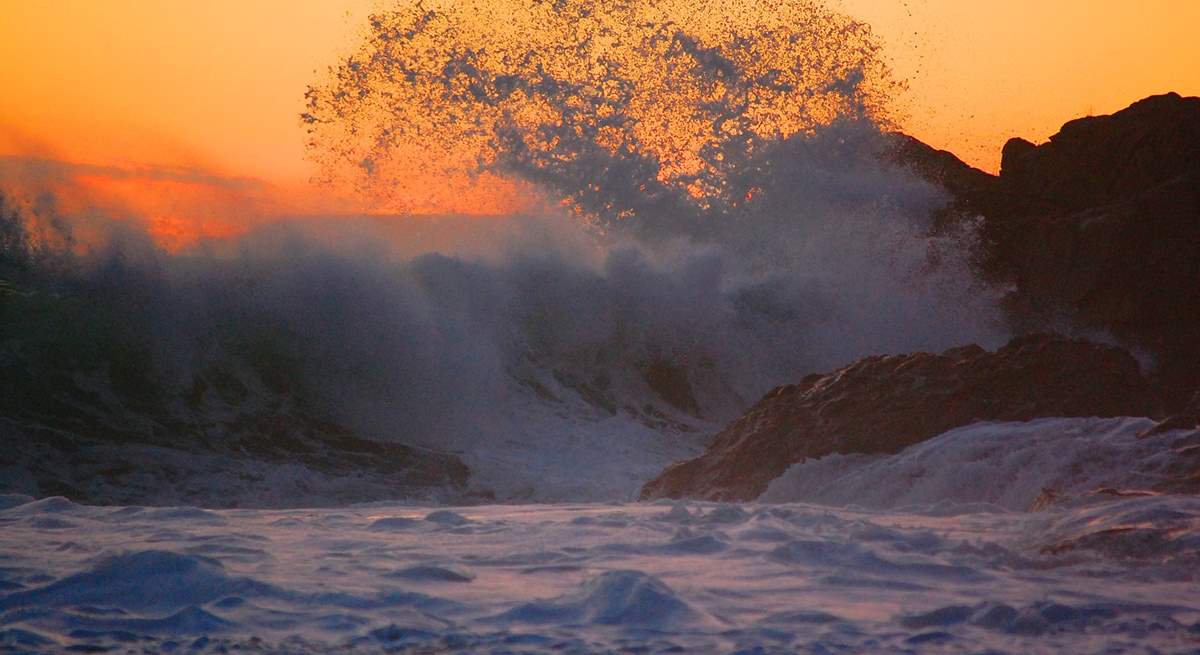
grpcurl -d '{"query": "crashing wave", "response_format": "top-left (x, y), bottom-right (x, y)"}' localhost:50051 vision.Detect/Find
top-left (0, 0), bottom-right (1003, 503)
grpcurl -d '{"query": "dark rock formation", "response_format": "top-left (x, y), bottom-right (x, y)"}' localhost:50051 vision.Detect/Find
top-left (996, 93), bottom-right (1200, 211)
top-left (894, 93), bottom-right (1200, 411)
top-left (640, 334), bottom-right (1163, 502)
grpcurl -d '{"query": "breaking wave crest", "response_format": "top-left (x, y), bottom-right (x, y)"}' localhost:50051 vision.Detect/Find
top-left (0, 0), bottom-right (1004, 500)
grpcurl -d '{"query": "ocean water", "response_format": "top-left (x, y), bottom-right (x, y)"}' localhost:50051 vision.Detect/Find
top-left (1, 489), bottom-right (1198, 654)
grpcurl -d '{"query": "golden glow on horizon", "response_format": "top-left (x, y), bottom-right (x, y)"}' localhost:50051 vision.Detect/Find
top-left (1, 0), bottom-right (1198, 242)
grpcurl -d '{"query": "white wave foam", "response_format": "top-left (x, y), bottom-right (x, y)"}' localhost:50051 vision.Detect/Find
top-left (762, 417), bottom-right (1192, 510)
top-left (2, 497), bottom-right (1199, 652)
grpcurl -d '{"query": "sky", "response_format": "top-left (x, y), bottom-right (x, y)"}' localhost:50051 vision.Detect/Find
top-left (0, 0), bottom-right (1197, 241)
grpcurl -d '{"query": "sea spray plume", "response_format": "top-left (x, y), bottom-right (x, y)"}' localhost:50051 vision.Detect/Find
top-left (1, 183), bottom-right (1002, 500)
top-left (302, 0), bottom-right (899, 223)
top-left (3, 9), bottom-right (1002, 501)
top-left (294, 0), bottom-right (1006, 495)
top-left (300, 0), bottom-right (1000, 358)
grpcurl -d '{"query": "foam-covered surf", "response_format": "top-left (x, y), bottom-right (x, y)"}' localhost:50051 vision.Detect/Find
top-left (2, 495), bottom-right (1198, 653)
top-left (762, 417), bottom-right (1197, 511)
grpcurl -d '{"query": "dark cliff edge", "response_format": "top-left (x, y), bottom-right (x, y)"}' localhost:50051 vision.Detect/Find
top-left (896, 93), bottom-right (1200, 411)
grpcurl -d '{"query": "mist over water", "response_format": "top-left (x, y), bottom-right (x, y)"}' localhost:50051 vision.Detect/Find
top-left (1, 0), bottom-right (1005, 498)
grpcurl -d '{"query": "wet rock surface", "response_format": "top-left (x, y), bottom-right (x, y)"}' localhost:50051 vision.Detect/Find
top-left (642, 334), bottom-right (1162, 501)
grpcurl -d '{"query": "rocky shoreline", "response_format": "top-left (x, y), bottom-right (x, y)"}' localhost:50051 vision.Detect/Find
top-left (643, 93), bottom-right (1199, 503)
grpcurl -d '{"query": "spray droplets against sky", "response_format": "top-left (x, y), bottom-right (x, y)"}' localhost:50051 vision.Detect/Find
top-left (0, 0), bottom-right (1003, 501)
top-left (303, 0), bottom-right (897, 219)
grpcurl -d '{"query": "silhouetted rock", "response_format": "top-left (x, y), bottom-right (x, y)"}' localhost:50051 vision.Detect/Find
top-left (997, 93), bottom-right (1200, 211)
top-left (640, 334), bottom-right (1162, 501)
top-left (894, 93), bottom-right (1200, 412)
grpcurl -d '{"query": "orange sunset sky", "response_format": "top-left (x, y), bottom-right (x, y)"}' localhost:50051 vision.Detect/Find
top-left (1, 0), bottom-right (1198, 242)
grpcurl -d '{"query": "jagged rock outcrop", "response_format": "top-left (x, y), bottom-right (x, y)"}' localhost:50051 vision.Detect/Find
top-left (894, 93), bottom-right (1200, 411)
top-left (996, 93), bottom-right (1200, 211)
top-left (640, 334), bottom-right (1163, 502)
